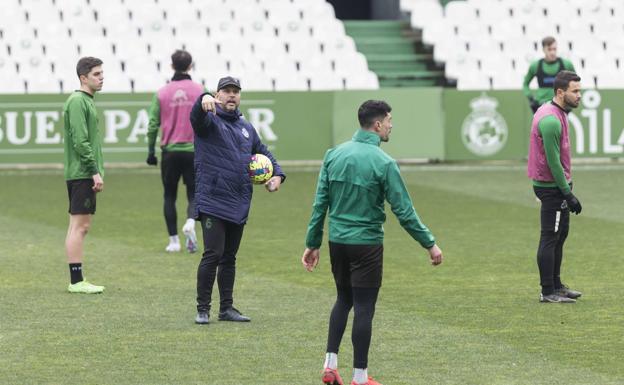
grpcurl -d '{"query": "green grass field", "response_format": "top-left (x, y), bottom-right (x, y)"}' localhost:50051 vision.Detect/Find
top-left (1, 164), bottom-right (623, 385)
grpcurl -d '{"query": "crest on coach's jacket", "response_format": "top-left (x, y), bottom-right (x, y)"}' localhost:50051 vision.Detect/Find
top-left (241, 127), bottom-right (250, 139)
top-left (461, 93), bottom-right (508, 156)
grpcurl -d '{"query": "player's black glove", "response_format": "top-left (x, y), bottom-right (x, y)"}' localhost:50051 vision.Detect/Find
top-left (529, 97), bottom-right (540, 112)
top-left (563, 192), bottom-right (582, 215)
top-left (146, 152), bottom-right (158, 166)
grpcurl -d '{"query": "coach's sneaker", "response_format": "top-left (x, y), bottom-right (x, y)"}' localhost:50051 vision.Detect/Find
top-left (68, 280), bottom-right (105, 294)
top-left (322, 368), bottom-right (344, 385)
top-left (195, 311), bottom-right (210, 325)
top-left (540, 293), bottom-right (576, 303)
top-left (351, 377), bottom-right (383, 385)
top-left (555, 284), bottom-right (582, 299)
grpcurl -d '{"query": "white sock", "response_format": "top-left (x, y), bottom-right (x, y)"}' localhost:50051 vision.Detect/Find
top-left (324, 352), bottom-right (338, 370)
top-left (169, 235), bottom-right (180, 244)
top-left (353, 368), bottom-right (368, 384)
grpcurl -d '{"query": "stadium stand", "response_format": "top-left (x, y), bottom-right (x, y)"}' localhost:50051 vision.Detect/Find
top-left (401, 0), bottom-right (624, 90)
top-left (0, 0), bottom-right (379, 93)
top-left (343, 20), bottom-right (445, 87)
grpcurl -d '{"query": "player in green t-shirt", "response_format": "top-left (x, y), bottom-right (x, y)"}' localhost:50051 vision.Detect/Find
top-left (63, 57), bottom-right (105, 294)
top-left (523, 36), bottom-right (576, 113)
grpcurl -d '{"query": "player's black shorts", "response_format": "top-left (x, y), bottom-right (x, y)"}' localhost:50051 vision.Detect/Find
top-left (66, 179), bottom-right (96, 215)
top-left (161, 151), bottom-right (194, 187)
top-left (329, 242), bottom-right (383, 288)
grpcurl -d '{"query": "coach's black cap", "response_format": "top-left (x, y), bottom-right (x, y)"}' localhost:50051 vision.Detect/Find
top-left (217, 76), bottom-right (241, 91)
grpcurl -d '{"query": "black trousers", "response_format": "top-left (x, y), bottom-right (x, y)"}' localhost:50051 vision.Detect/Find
top-left (534, 186), bottom-right (570, 295)
top-left (196, 214), bottom-right (245, 313)
top-left (161, 151), bottom-right (195, 236)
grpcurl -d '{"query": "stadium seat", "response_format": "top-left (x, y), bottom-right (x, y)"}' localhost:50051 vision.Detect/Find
top-left (298, 55), bottom-right (334, 77)
top-left (273, 72), bottom-right (308, 91)
top-left (299, 0), bottom-right (335, 21)
top-left (333, 52), bottom-right (369, 76)
top-left (228, 56), bottom-right (264, 74)
top-left (407, 1), bottom-right (443, 29)
top-left (276, 20), bottom-right (312, 39)
top-left (238, 72), bottom-right (274, 91)
top-left (26, 77), bottom-right (62, 94)
top-left (309, 73), bottom-right (344, 91)
top-left (265, 4), bottom-right (302, 24)
top-left (445, 55), bottom-right (479, 80)
top-left (286, 38), bottom-right (323, 62)
top-left (241, 21), bottom-right (277, 39)
top-left (444, 1), bottom-right (477, 21)
top-left (100, 72), bottom-right (132, 93)
top-left (344, 70), bottom-right (379, 90)
top-left (596, 71), bottom-right (624, 89)
top-left (457, 73), bottom-right (491, 90)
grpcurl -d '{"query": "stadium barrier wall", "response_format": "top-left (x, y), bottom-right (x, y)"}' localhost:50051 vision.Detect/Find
top-left (444, 89), bottom-right (624, 160)
top-left (0, 89), bottom-right (622, 165)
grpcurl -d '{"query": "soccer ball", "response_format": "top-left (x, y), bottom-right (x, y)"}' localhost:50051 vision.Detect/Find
top-left (248, 154), bottom-right (273, 184)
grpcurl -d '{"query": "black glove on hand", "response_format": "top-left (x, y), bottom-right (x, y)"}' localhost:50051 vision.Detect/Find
top-left (563, 192), bottom-right (582, 215)
top-left (146, 153), bottom-right (158, 166)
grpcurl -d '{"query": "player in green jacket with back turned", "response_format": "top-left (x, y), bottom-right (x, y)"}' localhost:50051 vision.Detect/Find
top-left (523, 36), bottom-right (575, 113)
top-left (302, 100), bottom-right (444, 385)
top-left (63, 57), bottom-right (105, 294)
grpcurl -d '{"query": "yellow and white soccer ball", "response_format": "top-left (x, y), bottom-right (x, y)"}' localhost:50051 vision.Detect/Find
top-left (248, 154), bottom-right (273, 184)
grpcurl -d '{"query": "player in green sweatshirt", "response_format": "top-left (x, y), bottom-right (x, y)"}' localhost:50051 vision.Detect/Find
top-left (63, 57), bottom-right (105, 294)
top-left (523, 36), bottom-right (575, 113)
top-left (302, 100), bottom-right (443, 385)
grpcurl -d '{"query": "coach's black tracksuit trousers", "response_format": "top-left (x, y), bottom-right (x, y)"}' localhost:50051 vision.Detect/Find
top-left (196, 214), bottom-right (244, 313)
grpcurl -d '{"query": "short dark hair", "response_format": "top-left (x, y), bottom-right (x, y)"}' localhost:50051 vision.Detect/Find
top-left (171, 50), bottom-right (192, 72)
top-left (553, 70), bottom-right (581, 92)
top-left (358, 100), bottom-right (392, 128)
top-left (542, 36), bottom-right (556, 47)
top-left (76, 57), bottom-right (103, 78)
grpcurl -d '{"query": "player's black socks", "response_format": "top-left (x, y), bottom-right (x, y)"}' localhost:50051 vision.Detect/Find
top-left (69, 263), bottom-right (83, 284)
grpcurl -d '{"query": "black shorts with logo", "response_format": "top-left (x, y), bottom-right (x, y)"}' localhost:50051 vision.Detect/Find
top-left (67, 179), bottom-right (96, 215)
top-left (329, 242), bottom-right (383, 288)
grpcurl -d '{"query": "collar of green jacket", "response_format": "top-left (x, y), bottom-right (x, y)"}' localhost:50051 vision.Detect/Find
top-left (352, 129), bottom-right (381, 146)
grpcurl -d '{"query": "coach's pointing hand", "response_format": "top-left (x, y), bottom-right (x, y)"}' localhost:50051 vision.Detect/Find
top-left (201, 94), bottom-right (222, 114)
top-left (428, 244), bottom-right (443, 266)
top-left (302, 248), bottom-right (320, 272)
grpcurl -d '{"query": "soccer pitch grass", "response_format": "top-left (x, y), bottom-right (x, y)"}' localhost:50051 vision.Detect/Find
top-left (1, 164), bottom-right (623, 385)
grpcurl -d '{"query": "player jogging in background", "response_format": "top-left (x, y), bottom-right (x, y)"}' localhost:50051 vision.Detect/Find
top-left (147, 50), bottom-right (216, 253)
top-left (63, 57), bottom-right (105, 294)
top-left (527, 70), bottom-right (583, 303)
top-left (302, 100), bottom-right (443, 385)
top-left (523, 36), bottom-right (576, 113)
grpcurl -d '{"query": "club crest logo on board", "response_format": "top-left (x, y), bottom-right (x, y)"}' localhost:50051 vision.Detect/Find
top-left (461, 93), bottom-right (508, 156)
